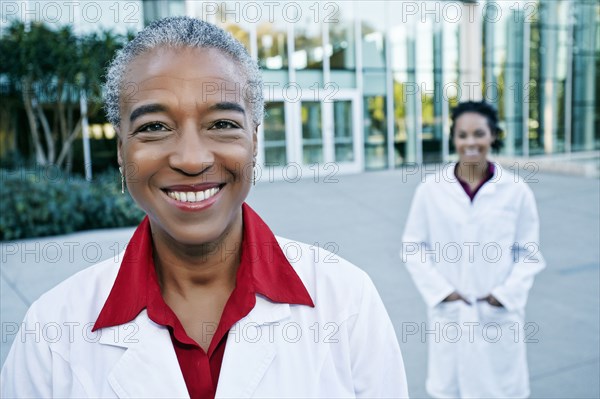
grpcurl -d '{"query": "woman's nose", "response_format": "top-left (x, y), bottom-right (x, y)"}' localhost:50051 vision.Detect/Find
top-left (169, 127), bottom-right (214, 176)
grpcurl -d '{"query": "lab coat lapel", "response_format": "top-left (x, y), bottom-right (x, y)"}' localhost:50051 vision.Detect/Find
top-left (216, 295), bottom-right (291, 398)
top-left (99, 311), bottom-right (189, 398)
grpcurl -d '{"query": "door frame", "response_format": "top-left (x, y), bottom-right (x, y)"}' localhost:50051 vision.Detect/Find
top-left (258, 87), bottom-right (363, 181)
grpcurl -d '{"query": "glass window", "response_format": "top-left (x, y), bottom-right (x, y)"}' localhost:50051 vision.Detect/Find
top-left (538, 0), bottom-right (571, 153)
top-left (333, 101), bottom-right (354, 162)
top-left (143, 0), bottom-right (184, 25)
top-left (571, 0), bottom-right (599, 151)
top-left (389, 10), bottom-right (411, 166)
top-left (443, 22), bottom-right (460, 109)
top-left (359, 1), bottom-right (386, 69)
top-left (329, 2), bottom-right (355, 70)
top-left (294, 3), bottom-right (323, 70)
top-left (393, 76), bottom-right (409, 166)
top-left (364, 96), bottom-right (387, 170)
top-left (263, 102), bottom-right (287, 166)
top-left (329, 1), bottom-right (356, 88)
top-left (301, 102), bottom-right (323, 164)
top-left (257, 20), bottom-right (288, 70)
top-left (528, 17), bottom-right (543, 155)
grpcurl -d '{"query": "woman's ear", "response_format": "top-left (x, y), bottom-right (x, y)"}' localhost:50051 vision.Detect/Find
top-left (252, 124), bottom-right (259, 159)
top-left (116, 127), bottom-right (123, 167)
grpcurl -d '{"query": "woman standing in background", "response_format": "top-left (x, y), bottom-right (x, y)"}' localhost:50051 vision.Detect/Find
top-left (402, 101), bottom-right (545, 398)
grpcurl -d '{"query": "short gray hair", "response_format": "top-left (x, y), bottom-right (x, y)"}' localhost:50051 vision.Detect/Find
top-left (103, 16), bottom-right (264, 128)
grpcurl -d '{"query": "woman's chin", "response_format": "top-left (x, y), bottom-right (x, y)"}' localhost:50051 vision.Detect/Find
top-left (459, 155), bottom-right (487, 165)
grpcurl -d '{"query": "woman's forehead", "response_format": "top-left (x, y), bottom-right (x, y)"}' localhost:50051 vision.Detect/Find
top-left (125, 46), bottom-right (244, 85)
top-left (120, 47), bottom-right (249, 108)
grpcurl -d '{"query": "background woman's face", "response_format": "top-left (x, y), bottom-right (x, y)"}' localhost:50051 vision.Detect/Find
top-left (117, 46), bottom-right (257, 246)
top-left (452, 112), bottom-right (495, 166)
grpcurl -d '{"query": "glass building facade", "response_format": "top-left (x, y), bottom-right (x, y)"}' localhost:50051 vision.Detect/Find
top-left (1, 0), bottom-right (597, 173)
top-left (140, 0), bottom-right (600, 174)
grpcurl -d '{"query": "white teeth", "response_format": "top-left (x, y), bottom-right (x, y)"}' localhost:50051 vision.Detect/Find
top-left (166, 186), bottom-right (221, 203)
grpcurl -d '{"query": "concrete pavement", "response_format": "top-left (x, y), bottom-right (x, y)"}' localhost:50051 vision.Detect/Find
top-left (1, 167), bottom-right (598, 398)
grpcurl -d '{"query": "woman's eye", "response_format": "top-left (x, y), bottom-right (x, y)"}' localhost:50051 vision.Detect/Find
top-left (211, 120), bottom-right (240, 130)
top-left (138, 123), bottom-right (168, 132)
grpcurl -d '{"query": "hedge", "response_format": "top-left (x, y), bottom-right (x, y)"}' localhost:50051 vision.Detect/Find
top-left (0, 168), bottom-right (145, 240)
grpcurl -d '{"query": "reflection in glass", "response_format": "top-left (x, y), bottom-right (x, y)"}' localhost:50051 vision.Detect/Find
top-left (393, 78), bottom-right (409, 166)
top-left (539, 0), bottom-right (569, 153)
top-left (390, 20), bottom-right (409, 166)
top-left (443, 22), bottom-right (460, 110)
top-left (364, 96), bottom-right (387, 170)
top-left (333, 101), bottom-right (354, 162)
top-left (329, 3), bottom-right (355, 70)
top-left (329, 2), bottom-right (356, 88)
top-left (302, 102), bottom-right (323, 164)
top-left (257, 22), bottom-right (288, 69)
top-left (571, 1), bottom-right (598, 151)
top-left (359, 2), bottom-right (386, 69)
top-left (294, 4), bottom-right (323, 70)
top-left (143, 0), bottom-right (185, 25)
top-left (263, 102), bottom-right (287, 165)
top-left (528, 13), bottom-right (543, 154)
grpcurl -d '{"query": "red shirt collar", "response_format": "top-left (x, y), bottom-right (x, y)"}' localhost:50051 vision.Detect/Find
top-left (93, 203), bottom-right (314, 332)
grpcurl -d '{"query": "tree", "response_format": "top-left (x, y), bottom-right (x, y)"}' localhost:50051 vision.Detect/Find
top-left (0, 21), bottom-right (127, 170)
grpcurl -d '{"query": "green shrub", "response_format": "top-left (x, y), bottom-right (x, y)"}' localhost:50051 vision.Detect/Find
top-left (0, 168), bottom-right (145, 240)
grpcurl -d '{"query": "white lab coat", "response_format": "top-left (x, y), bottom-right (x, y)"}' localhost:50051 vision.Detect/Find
top-left (401, 162), bottom-right (545, 398)
top-left (1, 237), bottom-right (408, 398)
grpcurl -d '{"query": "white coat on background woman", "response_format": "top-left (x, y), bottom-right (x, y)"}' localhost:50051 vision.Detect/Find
top-left (402, 101), bottom-right (545, 398)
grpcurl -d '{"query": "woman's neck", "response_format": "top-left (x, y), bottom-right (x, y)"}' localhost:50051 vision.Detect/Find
top-left (150, 213), bottom-right (243, 298)
top-left (456, 159), bottom-right (489, 184)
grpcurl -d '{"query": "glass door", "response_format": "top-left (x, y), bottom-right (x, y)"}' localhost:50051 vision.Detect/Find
top-left (296, 89), bottom-right (362, 175)
top-left (260, 89), bottom-right (362, 180)
top-left (301, 102), bottom-right (324, 164)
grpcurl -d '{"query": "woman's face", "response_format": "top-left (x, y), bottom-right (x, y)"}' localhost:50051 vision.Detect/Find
top-left (452, 112), bottom-right (495, 166)
top-left (117, 46), bottom-right (257, 246)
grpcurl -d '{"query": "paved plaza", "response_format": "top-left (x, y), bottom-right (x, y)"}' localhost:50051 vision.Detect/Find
top-left (1, 166), bottom-right (598, 398)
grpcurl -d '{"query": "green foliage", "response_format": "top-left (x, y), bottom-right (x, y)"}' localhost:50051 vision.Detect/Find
top-left (0, 20), bottom-right (131, 169)
top-left (0, 20), bottom-right (126, 101)
top-left (0, 169), bottom-right (145, 241)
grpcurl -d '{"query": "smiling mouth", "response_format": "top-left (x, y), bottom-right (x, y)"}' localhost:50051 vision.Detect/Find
top-left (162, 185), bottom-right (224, 203)
top-left (464, 149), bottom-right (480, 156)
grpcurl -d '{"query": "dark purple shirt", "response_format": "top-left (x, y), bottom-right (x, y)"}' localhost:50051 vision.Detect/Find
top-left (454, 162), bottom-right (495, 202)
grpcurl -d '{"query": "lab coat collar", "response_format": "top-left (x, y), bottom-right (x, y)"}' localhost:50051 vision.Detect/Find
top-left (99, 311), bottom-right (189, 398)
top-left (93, 203), bottom-right (313, 333)
top-left (98, 296), bottom-right (291, 398)
top-left (216, 296), bottom-right (291, 398)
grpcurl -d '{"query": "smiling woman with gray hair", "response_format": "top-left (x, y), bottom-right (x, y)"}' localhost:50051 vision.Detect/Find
top-left (1, 17), bottom-right (408, 398)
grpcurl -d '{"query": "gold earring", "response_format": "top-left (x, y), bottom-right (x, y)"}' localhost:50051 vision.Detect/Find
top-left (119, 166), bottom-right (125, 194)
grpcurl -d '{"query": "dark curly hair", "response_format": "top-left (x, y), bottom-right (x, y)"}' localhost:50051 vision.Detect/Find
top-left (450, 101), bottom-right (503, 151)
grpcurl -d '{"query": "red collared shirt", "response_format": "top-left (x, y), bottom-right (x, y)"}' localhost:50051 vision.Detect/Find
top-left (94, 203), bottom-right (314, 399)
top-left (455, 161), bottom-right (495, 201)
